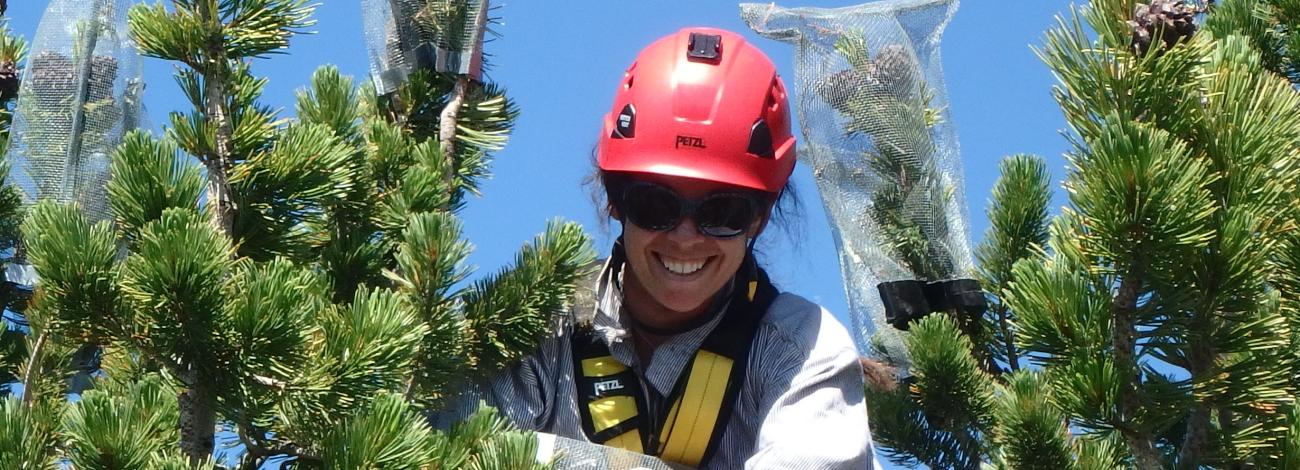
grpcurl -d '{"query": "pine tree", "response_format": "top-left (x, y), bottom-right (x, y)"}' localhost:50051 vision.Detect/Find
top-left (1015, 0), bottom-right (1300, 466)
top-left (868, 0), bottom-right (1300, 468)
top-left (1204, 0), bottom-right (1300, 83)
top-left (0, 0), bottom-right (592, 467)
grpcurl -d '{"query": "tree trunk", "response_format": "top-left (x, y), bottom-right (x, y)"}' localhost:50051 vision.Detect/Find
top-left (997, 304), bottom-right (1020, 371)
top-left (439, 75), bottom-right (467, 191)
top-left (20, 330), bottom-right (47, 405)
top-left (1113, 261), bottom-right (1161, 469)
top-left (175, 4), bottom-right (226, 464)
top-left (437, 0), bottom-right (489, 199)
top-left (178, 379), bottom-right (217, 462)
top-left (199, 0), bottom-right (234, 238)
top-left (1178, 324), bottom-right (1216, 468)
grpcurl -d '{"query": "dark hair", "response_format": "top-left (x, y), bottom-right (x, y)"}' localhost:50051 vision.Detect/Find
top-left (583, 146), bottom-right (804, 247)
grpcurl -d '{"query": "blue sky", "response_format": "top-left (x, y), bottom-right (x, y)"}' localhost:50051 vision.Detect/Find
top-left (7, 1), bottom-right (1078, 467)
top-left (6, 0), bottom-right (1076, 335)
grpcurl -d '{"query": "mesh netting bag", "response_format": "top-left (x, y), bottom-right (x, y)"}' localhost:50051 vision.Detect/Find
top-left (537, 433), bottom-right (691, 470)
top-left (743, 0), bottom-right (977, 365)
top-left (361, 0), bottom-right (487, 95)
top-left (3, 0), bottom-right (144, 286)
top-left (6, 0), bottom-right (144, 225)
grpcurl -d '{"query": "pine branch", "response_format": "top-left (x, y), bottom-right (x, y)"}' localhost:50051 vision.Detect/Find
top-left (273, 287), bottom-right (426, 447)
top-left (107, 131), bottom-right (204, 243)
top-left (868, 383), bottom-right (976, 469)
top-left (992, 371), bottom-right (1076, 470)
top-left (375, 142), bottom-right (454, 232)
top-left (461, 220), bottom-right (594, 373)
top-left (296, 65), bottom-right (363, 144)
top-left (118, 208), bottom-right (234, 461)
top-left (62, 374), bottom-right (179, 468)
top-left (976, 154), bottom-right (1052, 372)
top-left (236, 421), bottom-right (321, 467)
top-left (129, 0), bottom-right (315, 238)
top-left (908, 315), bottom-right (996, 466)
top-left (386, 211), bottom-right (472, 403)
top-left (1205, 0), bottom-right (1300, 84)
top-left (436, 403), bottom-right (551, 470)
top-left (20, 202), bottom-right (121, 341)
top-left (0, 396), bottom-right (60, 468)
top-left (229, 123), bottom-right (358, 261)
top-left (221, 257), bottom-right (325, 416)
top-left (315, 392), bottom-right (437, 468)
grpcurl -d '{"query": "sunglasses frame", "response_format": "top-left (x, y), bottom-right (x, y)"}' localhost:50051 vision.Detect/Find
top-left (614, 180), bottom-right (769, 239)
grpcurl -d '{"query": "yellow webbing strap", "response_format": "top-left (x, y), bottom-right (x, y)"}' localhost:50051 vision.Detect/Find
top-left (656, 350), bottom-right (734, 467)
top-left (605, 429), bottom-right (644, 453)
top-left (581, 355), bottom-right (644, 453)
top-left (581, 356), bottom-right (627, 377)
top-left (590, 396), bottom-right (638, 432)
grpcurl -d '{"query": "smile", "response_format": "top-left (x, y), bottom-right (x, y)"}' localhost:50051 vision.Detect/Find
top-left (658, 254), bottom-right (709, 275)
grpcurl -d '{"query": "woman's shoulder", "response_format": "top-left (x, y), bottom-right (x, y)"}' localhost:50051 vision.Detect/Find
top-left (758, 292), bottom-right (858, 354)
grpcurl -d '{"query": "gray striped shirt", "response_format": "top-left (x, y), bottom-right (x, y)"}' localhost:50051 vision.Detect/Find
top-left (473, 259), bottom-right (877, 469)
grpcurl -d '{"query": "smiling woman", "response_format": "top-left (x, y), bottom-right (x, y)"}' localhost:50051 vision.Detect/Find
top-left (471, 27), bottom-right (878, 469)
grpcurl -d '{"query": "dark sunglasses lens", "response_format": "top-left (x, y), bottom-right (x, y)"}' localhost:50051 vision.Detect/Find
top-left (696, 195), bottom-right (756, 238)
top-left (623, 184), bottom-right (683, 231)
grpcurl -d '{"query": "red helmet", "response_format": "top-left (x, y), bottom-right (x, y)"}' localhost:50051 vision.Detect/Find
top-left (597, 28), bottom-right (796, 193)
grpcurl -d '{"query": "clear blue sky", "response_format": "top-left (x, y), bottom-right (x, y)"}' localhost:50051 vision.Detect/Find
top-left (5, 0), bottom-right (1075, 334)
top-left (7, 1), bottom-right (1076, 467)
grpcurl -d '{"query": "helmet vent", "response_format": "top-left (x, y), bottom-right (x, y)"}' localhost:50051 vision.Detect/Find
top-left (768, 78), bottom-right (785, 112)
top-left (748, 119), bottom-right (775, 159)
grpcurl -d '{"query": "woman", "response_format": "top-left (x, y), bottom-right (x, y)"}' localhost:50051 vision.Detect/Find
top-left (483, 27), bottom-right (875, 469)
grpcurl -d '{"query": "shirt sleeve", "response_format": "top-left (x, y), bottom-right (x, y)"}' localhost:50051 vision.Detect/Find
top-left (745, 303), bottom-right (877, 470)
top-left (428, 318), bottom-right (569, 432)
top-left (480, 323), bottom-right (569, 431)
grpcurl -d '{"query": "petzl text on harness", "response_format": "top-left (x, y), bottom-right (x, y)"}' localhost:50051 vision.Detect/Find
top-left (572, 255), bottom-right (777, 467)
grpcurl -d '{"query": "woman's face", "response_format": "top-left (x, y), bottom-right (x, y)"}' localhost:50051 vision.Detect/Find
top-left (615, 174), bottom-right (769, 329)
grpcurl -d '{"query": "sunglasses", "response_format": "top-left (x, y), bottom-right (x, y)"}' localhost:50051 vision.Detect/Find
top-left (615, 181), bottom-right (767, 239)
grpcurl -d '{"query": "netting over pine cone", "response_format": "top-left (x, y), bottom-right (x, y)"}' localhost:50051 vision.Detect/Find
top-left (743, 0), bottom-right (972, 363)
top-left (5, 0), bottom-right (145, 224)
top-left (361, 0), bottom-right (487, 95)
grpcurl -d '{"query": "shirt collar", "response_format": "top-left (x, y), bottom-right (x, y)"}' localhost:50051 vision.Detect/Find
top-left (589, 255), bottom-right (736, 361)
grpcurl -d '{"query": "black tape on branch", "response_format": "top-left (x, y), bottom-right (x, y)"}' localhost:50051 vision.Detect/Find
top-left (878, 279), bottom-right (986, 331)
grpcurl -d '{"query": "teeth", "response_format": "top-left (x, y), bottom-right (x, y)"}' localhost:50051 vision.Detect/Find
top-left (662, 257), bottom-right (706, 275)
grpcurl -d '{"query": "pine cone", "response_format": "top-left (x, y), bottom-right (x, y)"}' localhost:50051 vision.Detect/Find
top-left (30, 51), bottom-right (75, 97)
top-left (1129, 0), bottom-right (1206, 56)
top-left (86, 55), bottom-right (120, 102)
top-left (1, 0), bottom-right (7, 17)
top-left (27, 51), bottom-right (120, 102)
top-left (814, 67), bottom-right (873, 110)
top-left (869, 44), bottom-right (918, 92)
top-left (0, 60), bottom-right (17, 101)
